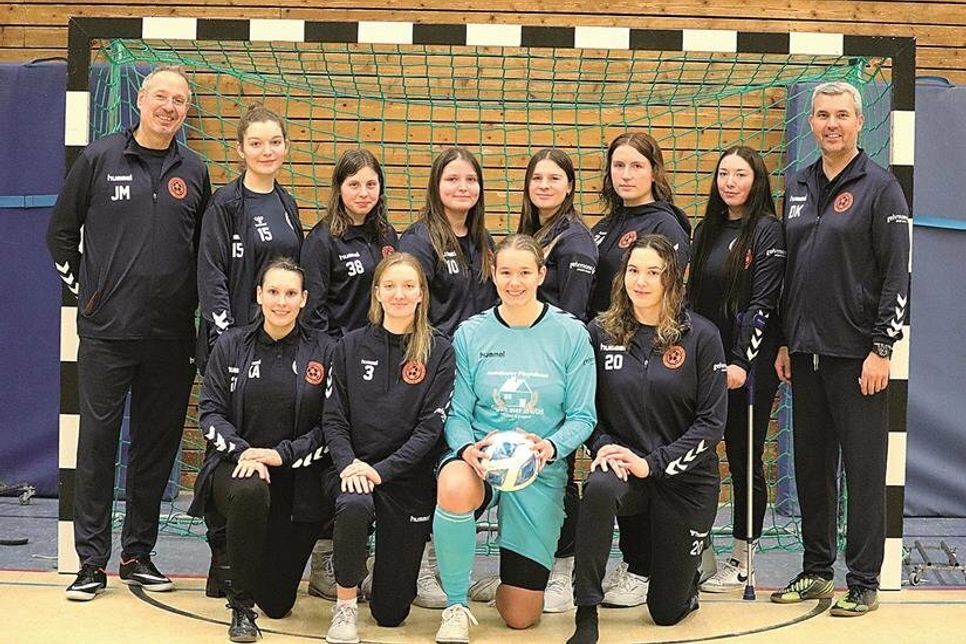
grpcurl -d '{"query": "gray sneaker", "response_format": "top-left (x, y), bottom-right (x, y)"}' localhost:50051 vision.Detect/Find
top-left (415, 542), bottom-right (448, 609)
top-left (468, 575), bottom-right (500, 603)
top-left (435, 604), bottom-right (478, 643)
top-left (325, 602), bottom-right (360, 644)
top-left (700, 558), bottom-right (747, 593)
top-left (309, 539), bottom-right (337, 601)
top-left (602, 564), bottom-right (648, 607)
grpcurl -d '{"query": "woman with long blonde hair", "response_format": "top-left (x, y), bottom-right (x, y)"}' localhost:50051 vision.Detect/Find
top-left (320, 252), bottom-right (456, 643)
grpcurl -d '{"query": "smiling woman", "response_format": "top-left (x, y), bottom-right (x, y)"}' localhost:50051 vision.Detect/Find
top-left (197, 103), bottom-right (303, 373)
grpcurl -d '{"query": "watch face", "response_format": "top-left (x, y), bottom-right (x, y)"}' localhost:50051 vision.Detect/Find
top-left (873, 344), bottom-right (892, 358)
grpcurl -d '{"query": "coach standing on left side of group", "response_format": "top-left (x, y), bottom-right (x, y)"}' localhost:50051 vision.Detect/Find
top-left (47, 64), bottom-right (211, 601)
top-left (771, 81), bottom-right (909, 617)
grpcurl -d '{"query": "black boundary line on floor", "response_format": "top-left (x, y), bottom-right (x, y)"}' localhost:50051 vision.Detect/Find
top-left (130, 585), bottom-right (831, 642)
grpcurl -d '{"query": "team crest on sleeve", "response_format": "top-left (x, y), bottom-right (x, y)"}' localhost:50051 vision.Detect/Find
top-left (382, 245), bottom-right (395, 257)
top-left (618, 230), bottom-right (638, 249)
top-left (168, 176), bottom-right (187, 200)
top-left (305, 361), bottom-right (325, 386)
top-left (833, 191), bottom-right (853, 213)
top-left (662, 345), bottom-right (687, 369)
top-left (402, 361), bottom-right (426, 384)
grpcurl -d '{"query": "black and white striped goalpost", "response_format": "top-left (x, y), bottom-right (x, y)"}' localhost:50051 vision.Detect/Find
top-left (58, 16), bottom-right (915, 589)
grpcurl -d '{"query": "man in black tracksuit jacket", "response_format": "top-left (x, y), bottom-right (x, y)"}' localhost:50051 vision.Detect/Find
top-left (188, 322), bottom-right (335, 619)
top-left (46, 66), bottom-right (211, 599)
top-left (772, 82), bottom-right (910, 615)
top-left (323, 323), bottom-right (455, 627)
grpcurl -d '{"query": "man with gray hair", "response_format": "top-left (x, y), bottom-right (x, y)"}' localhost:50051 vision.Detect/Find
top-left (48, 64), bottom-right (211, 600)
top-left (770, 81), bottom-right (909, 615)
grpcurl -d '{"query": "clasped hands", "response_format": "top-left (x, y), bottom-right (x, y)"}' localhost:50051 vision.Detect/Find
top-left (590, 444), bottom-right (650, 481)
top-left (231, 447), bottom-right (282, 482)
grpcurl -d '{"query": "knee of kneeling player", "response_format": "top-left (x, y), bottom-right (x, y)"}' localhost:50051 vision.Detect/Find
top-left (371, 601), bottom-right (410, 628)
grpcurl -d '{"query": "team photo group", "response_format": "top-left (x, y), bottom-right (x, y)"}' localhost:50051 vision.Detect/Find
top-left (46, 63), bottom-right (910, 643)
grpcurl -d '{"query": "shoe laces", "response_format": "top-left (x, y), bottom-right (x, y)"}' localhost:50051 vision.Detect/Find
top-left (442, 604), bottom-right (479, 627)
top-left (331, 602), bottom-right (357, 626)
top-left (843, 586), bottom-right (867, 604)
top-left (613, 570), bottom-right (647, 593)
top-left (227, 602), bottom-right (262, 636)
top-left (545, 573), bottom-right (570, 594)
top-left (788, 573), bottom-right (819, 593)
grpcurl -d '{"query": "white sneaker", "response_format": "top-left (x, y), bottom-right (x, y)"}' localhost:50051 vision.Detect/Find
top-left (700, 558), bottom-right (747, 593)
top-left (435, 604), bottom-right (478, 643)
top-left (326, 602), bottom-right (359, 644)
top-left (601, 560), bottom-right (627, 594)
top-left (309, 539), bottom-right (337, 600)
top-left (415, 542), bottom-right (448, 609)
top-left (543, 556), bottom-right (575, 613)
top-left (602, 564), bottom-right (648, 607)
top-left (468, 575), bottom-right (500, 603)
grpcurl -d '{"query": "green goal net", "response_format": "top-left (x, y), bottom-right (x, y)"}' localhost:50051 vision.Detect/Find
top-left (87, 34), bottom-right (893, 552)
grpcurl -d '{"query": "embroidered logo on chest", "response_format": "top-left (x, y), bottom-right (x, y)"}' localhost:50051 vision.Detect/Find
top-left (305, 361), bottom-right (325, 386)
top-left (833, 191), bottom-right (854, 213)
top-left (402, 361), bottom-right (426, 384)
top-left (168, 177), bottom-right (187, 200)
top-left (381, 245), bottom-right (395, 258)
top-left (662, 345), bottom-right (686, 369)
top-left (618, 230), bottom-right (638, 249)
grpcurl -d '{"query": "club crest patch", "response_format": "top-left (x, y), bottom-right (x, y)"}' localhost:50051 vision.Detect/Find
top-left (168, 177), bottom-right (187, 200)
top-left (305, 361), bottom-right (325, 386)
top-left (382, 245), bottom-right (395, 257)
top-left (618, 230), bottom-right (638, 249)
top-left (833, 191), bottom-right (853, 213)
top-left (402, 361), bottom-right (426, 385)
top-left (662, 345), bottom-right (687, 369)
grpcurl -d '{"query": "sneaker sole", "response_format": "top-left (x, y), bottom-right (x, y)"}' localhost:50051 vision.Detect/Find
top-left (414, 597), bottom-right (449, 609)
top-left (770, 589), bottom-right (835, 604)
top-left (700, 583), bottom-right (744, 593)
top-left (120, 578), bottom-right (174, 592)
top-left (66, 588), bottom-right (104, 601)
top-left (308, 584), bottom-right (338, 601)
top-left (542, 601), bottom-right (576, 613)
top-left (601, 598), bottom-right (647, 608)
top-left (830, 602), bottom-right (879, 617)
top-left (325, 635), bottom-right (361, 644)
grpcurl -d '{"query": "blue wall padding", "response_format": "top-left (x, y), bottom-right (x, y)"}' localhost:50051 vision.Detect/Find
top-left (905, 80), bottom-right (966, 517)
top-left (0, 61), bottom-right (66, 497)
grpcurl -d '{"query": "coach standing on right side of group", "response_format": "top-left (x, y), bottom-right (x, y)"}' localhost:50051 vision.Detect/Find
top-left (47, 64), bottom-right (211, 601)
top-left (771, 81), bottom-right (909, 617)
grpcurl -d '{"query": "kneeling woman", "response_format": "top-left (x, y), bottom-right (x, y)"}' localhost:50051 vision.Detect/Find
top-left (433, 234), bottom-right (597, 643)
top-left (322, 252), bottom-right (456, 643)
top-left (568, 235), bottom-right (727, 644)
top-left (189, 258), bottom-right (335, 642)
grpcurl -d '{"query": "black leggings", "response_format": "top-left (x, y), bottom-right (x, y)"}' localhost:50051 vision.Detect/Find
top-left (323, 468), bottom-right (434, 627)
top-left (208, 461), bottom-right (322, 617)
top-left (574, 467), bottom-right (718, 626)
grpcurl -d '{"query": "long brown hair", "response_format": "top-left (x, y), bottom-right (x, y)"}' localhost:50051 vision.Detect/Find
top-left (598, 234), bottom-right (685, 350)
top-left (368, 252), bottom-right (433, 366)
top-left (419, 146), bottom-right (492, 282)
top-left (599, 132), bottom-right (675, 217)
top-left (326, 148), bottom-right (392, 240)
top-left (516, 148), bottom-right (580, 247)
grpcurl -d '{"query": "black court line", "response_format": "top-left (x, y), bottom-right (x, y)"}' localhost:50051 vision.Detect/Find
top-left (130, 585), bottom-right (832, 643)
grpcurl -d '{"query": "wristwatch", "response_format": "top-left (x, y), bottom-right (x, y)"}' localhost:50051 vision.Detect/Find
top-left (871, 342), bottom-right (893, 359)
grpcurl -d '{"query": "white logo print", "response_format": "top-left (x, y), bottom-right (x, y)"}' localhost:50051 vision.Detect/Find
top-left (110, 184), bottom-right (131, 201)
top-left (787, 204), bottom-right (804, 219)
top-left (886, 294), bottom-right (907, 338)
top-left (665, 439), bottom-right (709, 476)
top-left (248, 360), bottom-right (261, 379)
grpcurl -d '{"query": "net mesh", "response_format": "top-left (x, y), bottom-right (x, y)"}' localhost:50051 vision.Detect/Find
top-left (89, 36), bottom-right (891, 552)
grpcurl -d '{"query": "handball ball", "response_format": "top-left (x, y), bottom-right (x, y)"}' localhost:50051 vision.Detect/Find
top-left (483, 431), bottom-right (540, 492)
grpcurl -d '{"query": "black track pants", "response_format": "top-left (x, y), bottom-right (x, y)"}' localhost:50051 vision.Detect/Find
top-left (574, 467), bottom-right (718, 625)
top-left (790, 353), bottom-right (887, 590)
top-left (208, 462), bottom-right (322, 617)
top-left (74, 337), bottom-right (195, 567)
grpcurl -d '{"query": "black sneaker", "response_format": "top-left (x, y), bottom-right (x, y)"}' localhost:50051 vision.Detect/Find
top-left (830, 586), bottom-right (879, 617)
top-left (65, 564), bottom-right (107, 601)
top-left (228, 602), bottom-right (261, 643)
top-left (119, 555), bottom-right (175, 592)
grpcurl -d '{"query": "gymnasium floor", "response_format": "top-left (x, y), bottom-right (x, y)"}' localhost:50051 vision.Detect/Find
top-left (2, 498), bottom-right (965, 643)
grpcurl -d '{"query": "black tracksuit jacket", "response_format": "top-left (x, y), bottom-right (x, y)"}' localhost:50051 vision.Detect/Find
top-left (689, 215), bottom-right (786, 372)
top-left (46, 126), bottom-right (211, 339)
top-left (781, 151), bottom-right (910, 357)
top-left (535, 214), bottom-right (599, 322)
top-left (589, 201), bottom-right (692, 317)
top-left (300, 220), bottom-right (399, 338)
top-left (586, 313), bottom-right (727, 482)
top-left (188, 323), bottom-right (335, 521)
top-left (323, 324), bottom-right (456, 484)
top-left (398, 220), bottom-right (498, 337)
top-left (196, 175), bottom-right (302, 370)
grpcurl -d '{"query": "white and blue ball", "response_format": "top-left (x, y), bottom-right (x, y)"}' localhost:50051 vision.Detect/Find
top-left (482, 431), bottom-right (540, 492)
